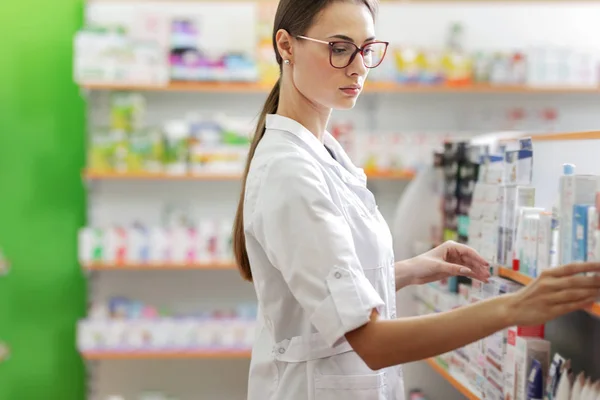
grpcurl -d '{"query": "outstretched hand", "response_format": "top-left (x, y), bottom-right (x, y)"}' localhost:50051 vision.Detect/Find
top-left (406, 240), bottom-right (491, 285)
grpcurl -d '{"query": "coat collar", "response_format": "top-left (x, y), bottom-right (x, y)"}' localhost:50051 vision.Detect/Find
top-left (265, 114), bottom-right (367, 186)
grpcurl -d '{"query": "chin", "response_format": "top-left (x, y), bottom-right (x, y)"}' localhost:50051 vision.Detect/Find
top-left (333, 97), bottom-right (359, 110)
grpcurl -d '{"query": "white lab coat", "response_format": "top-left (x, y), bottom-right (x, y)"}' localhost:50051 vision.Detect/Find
top-left (244, 114), bottom-right (405, 400)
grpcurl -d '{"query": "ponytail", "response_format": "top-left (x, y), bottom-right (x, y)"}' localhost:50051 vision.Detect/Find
top-left (233, 79), bottom-right (281, 281)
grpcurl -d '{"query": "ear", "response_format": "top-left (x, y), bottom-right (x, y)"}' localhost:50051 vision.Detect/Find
top-left (275, 29), bottom-right (294, 63)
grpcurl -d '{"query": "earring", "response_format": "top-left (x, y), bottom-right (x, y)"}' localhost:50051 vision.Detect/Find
top-left (283, 59), bottom-right (291, 65)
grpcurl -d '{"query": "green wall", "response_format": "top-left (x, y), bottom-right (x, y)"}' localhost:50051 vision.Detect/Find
top-left (0, 0), bottom-right (86, 399)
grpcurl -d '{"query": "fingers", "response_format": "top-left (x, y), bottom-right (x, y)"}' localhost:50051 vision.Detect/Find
top-left (547, 274), bottom-right (600, 291)
top-left (444, 262), bottom-right (490, 282)
top-left (545, 262), bottom-right (600, 278)
top-left (547, 288), bottom-right (600, 305)
top-left (552, 296), bottom-right (597, 316)
top-left (447, 241), bottom-right (489, 266)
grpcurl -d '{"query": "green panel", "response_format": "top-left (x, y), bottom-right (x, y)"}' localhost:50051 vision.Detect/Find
top-left (0, 0), bottom-right (86, 399)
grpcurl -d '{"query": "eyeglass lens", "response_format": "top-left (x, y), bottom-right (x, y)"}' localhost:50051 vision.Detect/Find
top-left (331, 42), bottom-right (386, 68)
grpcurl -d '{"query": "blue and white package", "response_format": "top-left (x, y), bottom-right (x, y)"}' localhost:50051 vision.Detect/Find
top-left (527, 359), bottom-right (544, 400)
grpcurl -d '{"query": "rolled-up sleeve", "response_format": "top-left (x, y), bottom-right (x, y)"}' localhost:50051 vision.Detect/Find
top-left (249, 153), bottom-right (384, 347)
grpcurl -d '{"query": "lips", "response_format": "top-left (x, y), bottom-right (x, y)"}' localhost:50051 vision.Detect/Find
top-left (340, 84), bottom-right (362, 97)
top-left (340, 84), bottom-right (362, 90)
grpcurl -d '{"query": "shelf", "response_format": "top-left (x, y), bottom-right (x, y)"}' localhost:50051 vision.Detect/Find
top-left (82, 170), bottom-right (243, 181)
top-left (364, 170), bottom-right (416, 180)
top-left (81, 81), bottom-right (272, 93)
top-left (81, 349), bottom-right (252, 360)
top-left (497, 266), bottom-right (533, 285)
top-left (80, 81), bottom-right (600, 94)
top-left (82, 170), bottom-right (415, 181)
top-left (497, 267), bottom-right (600, 318)
top-left (425, 358), bottom-right (480, 400)
top-left (531, 131), bottom-right (600, 142)
top-left (82, 261), bottom-right (237, 271)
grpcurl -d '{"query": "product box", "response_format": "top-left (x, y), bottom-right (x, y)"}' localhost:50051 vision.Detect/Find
top-left (587, 206), bottom-right (598, 262)
top-left (464, 362), bottom-right (486, 392)
top-left (78, 227), bottom-right (104, 264)
top-left (513, 335), bottom-right (551, 400)
top-left (536, 212), bottom-right (553, 275)
top-left (504, 326), bottom-right (547, 400)
top-left (504, 151), bottom-right (518, 185)
top-left (503, 186), bottom-right (536, 268)
top-left (483, 377), bottom-right (504, 400)
top-left (523, 213), bottom-right (541, 277)
top-left (481, 154), bottom-right (505, 185)
top-left (513, 208), bottom-right (544, 273)
top-left (572, 203), bottom-right (592, 263)
top-left (559, 174), bottom-right (599, 264)
top-left (104, 227), bottom-right (128, 264)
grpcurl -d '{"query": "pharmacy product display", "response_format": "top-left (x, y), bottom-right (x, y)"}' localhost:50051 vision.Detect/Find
top-left (89, 93), bottom-right (469, 177)
top-left (78, 221), bottom-right (232, 267)
top-left (88, 93), bottom-right (251, 175)
top-left (168, 18), bottom-right (257, 82)
top-left (436, 140), bottom-right (485, 244)
top-left (380, 22), bottom-right (600, 88)
top-left (79, 202), bottom-right (233, 267)
top-left (330, 121), bottom-right (475, 174)
top-left (414, 278), bottom-right (599, 400)
top-left (74, 9), bottom-right (257, 85)
top-left (463, 139), bottom-right (600, 277)
top-left (75, 4), bottom-right (600, 89)
top-left (74, 26), bottom-right (169, 86)
top-left (78, 298), bottom-right (256, 353)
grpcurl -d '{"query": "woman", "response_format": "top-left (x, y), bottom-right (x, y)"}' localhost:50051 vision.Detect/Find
top-left (232, 0), bottom-right (600, 399)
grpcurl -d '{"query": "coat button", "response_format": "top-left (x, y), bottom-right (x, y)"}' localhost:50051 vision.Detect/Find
top-left (278, 347), bottom-right (286, 354)
top-left (334, 272), bottom-right (342, 279)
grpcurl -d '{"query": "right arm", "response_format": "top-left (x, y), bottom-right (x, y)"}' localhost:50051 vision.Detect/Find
top-left (250, 154), bottom-right (600, 371)
top-left (346, 296), bottom-right (511, 370)
top-left (347, 263), bottom-right (600, 370)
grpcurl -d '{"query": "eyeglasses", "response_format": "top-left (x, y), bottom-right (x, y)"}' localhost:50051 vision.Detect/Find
top-left (296, 35), bottom-right (389, 69)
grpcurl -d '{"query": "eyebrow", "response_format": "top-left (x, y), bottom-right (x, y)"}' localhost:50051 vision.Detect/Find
top-left (328, 34), bottom-right (377, 43)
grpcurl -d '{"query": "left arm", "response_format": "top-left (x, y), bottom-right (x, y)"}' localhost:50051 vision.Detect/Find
top-left (394, 241), bottom-right (491, 291)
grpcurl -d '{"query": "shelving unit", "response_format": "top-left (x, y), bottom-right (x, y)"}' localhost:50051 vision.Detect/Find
top-left (82, 350), bottom-right (251, 361)
top-left (424, 359), bottom-right (480, 400)
top-left (82, 81), bottom-right (600, 95)
top-left (82, 262), bottom-right (237, 271)
top-left (82, 169), bottom-right (416, 182)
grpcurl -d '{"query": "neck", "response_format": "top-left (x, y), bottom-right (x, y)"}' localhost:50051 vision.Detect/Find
top-left (276, 74), bottom-right (331, 141)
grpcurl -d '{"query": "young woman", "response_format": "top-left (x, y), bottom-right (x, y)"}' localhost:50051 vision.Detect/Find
top-left (232, 1), bottom-right (600, 399)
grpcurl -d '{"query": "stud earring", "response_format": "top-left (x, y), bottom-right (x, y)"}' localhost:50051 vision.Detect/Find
top-left (283, 59), bottom-right (291, 65)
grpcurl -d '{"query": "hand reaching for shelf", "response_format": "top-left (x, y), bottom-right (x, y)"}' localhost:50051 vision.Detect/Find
top-left (402, 240), bottom-right (491, 286)
top-left (506, 262), bottom-right (600, 326)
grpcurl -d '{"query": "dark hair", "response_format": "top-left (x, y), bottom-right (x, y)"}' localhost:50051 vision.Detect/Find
top-left (233, 0), bottom-right (379, 282)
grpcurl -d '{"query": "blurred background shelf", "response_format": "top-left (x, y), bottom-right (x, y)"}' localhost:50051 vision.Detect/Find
top-left (82, 170), bottom-right (416, 181)
top-left (82, 262), bottom-right (237, 271)
top-left (424, 358), bottom-right (480, 400)
top-left (81, 81), bottom-right (600, 95)
top-left (81, 350), bottom-right (252, 361)
top-left (82, 170), bottom-right (243, 182)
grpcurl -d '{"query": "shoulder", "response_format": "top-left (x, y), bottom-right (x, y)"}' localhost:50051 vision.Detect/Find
top-left (244, 137), bottom-right (332, 225)
top-left (250, 131), bottom-right (328, 192)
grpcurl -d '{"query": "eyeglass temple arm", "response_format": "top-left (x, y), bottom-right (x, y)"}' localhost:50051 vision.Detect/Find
top-left (296, 36), bottom-right (332, 45)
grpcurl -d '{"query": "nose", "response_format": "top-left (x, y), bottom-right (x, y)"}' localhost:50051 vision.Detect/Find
top-left (346, 50), bottom-right (368, 77)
